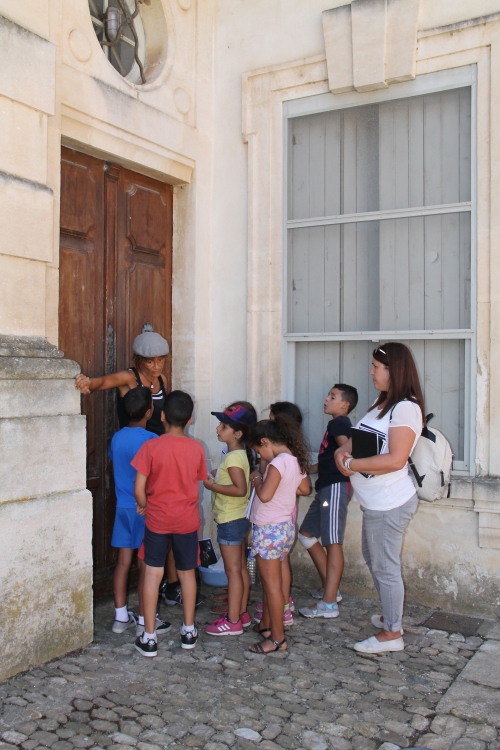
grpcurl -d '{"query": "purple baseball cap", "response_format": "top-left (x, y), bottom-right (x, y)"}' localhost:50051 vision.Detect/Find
top-left (211, 404), bottom-right (256, 429)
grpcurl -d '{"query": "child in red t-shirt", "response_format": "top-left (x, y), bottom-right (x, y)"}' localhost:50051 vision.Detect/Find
top-left (132, 390), bottom-right (207, 656)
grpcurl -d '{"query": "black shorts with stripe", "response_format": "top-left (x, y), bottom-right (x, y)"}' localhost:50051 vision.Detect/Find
top-left (300, 482), bottom-right (350, 546)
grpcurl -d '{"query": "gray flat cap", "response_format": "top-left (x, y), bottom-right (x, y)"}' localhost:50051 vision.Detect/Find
top-left (133, 332), bottom-right (169, 357)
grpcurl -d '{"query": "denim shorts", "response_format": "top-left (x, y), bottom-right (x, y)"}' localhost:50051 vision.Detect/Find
top-left (217, 517), bottom-right (251, 546)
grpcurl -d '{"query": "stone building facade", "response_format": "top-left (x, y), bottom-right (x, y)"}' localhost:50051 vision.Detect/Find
top-left (1, 0), bottom-right (500, 680)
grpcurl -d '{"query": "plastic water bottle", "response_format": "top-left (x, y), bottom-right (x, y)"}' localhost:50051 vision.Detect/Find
top-left (246, 547), bottom-right (256, 584)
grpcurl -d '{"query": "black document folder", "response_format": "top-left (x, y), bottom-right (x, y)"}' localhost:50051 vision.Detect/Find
top-left (351, 428), bottom-right (383, 478)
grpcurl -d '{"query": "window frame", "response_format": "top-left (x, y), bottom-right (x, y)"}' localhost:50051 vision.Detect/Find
top-left (281, 65), bottom-right (477, 475)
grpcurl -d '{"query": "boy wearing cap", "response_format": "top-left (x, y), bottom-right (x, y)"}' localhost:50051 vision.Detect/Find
top-left (132, 390), bottom-right (208, 656)
top-left (203, 403), bottom-right (256, 636)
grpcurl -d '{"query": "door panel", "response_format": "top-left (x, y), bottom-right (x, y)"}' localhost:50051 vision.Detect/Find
top-left (59, 149), bottom-right (172, 598)
top-left (115, 170), bottom-right (172, 387)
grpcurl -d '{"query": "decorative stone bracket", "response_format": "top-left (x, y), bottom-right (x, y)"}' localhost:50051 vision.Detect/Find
top-left (322, 0), bottom-right (420, 93)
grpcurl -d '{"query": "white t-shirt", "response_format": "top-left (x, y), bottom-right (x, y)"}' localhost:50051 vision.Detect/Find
top-left (350, 400), bottom-right (422, 511)
top-left (250, 452), bottom-right (306, 525)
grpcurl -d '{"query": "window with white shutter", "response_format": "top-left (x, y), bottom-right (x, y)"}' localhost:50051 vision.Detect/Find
top-left (284, 70), bottom-right (475, 472)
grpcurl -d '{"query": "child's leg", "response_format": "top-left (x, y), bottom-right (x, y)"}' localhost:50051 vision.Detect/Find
top-left (137, 557), bottom-right (145, 618)
top-left (143, 564), bottom-right (164, 634)
top-left (171, 531), bottom-right (199, 627)
top-left (113, 548), bottom-right (134, 609)
top-left (299, 492), bottom-right (326, 585)
top-left (281, 555), bottom-right (291, 606)
top-left (240, 540), bottom-right (250, 614)
top-left (255, 556), bottom-right (286, 649)
top-left (323, 543), bottom-right (344, 604)
top-left (300, 533), bottom-right (327, 586)
top-left (166, 548), bottom-right (179, 584)
top-left (178, 569), bottom-right (196, 626)
top-left (220, 544), bottom-right (244, 622)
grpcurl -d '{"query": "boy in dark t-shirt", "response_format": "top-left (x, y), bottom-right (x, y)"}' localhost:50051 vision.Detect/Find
top-left (298, 384), bottom-right (358, 619)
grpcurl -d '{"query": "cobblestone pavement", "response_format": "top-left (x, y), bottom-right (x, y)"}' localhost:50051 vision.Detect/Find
top-left (1, 586), bottom-right (499, 750)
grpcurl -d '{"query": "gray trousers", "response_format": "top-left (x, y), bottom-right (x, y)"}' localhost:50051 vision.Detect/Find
top-left (361, 494), bottom-right (419, 632)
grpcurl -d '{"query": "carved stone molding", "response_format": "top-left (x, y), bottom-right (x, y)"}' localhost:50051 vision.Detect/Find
top-left (322, 0), bottom-right (420, 94)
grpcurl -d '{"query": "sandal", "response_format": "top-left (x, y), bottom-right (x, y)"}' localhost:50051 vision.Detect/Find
top-left (253, 624), bottom-right (271, 636)
top-left (212, 590), bottom-right (228, 602)
top-left (248, 637), bottom-right (287, 654)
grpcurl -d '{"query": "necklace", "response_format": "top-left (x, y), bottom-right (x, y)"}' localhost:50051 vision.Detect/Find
top-left (140, 371), bottom-right (156, 390)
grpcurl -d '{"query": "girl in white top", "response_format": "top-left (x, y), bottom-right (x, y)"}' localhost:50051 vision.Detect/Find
top-left (248, 416), bottom-right (310, 654)
top-left (335, 343), bottom-right (425, 655)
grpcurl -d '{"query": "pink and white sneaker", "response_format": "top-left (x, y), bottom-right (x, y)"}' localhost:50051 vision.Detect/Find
top-left (283, 609), bottom-right (294, 627)
top-left (205, 615), bottom-right (243, 636)
top-left (255, 596), bottom-right (294, 621)
top-left (240, 611), bottom-right (252, 629)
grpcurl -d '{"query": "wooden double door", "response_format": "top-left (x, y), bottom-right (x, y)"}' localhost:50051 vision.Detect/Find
top-left (59, 147), bottom-right (172, 598)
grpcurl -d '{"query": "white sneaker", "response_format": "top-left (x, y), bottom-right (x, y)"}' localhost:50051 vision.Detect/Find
top-left (310, 588), bottom-right (343, 603)
top-left (112, 612), bottom-right (136, 634)
top-left (354, 635), bottom-right (405, 654)
top-left (371, 615), bottom-right (404, 634)
top-left (299, 600), bottom-right (339, 619)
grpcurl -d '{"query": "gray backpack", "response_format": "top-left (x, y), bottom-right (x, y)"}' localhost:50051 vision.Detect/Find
top-left (391, 408), bottom-right (453, 503)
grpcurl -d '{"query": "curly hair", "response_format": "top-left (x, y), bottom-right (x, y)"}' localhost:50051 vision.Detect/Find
top-left (249, 414), bottom-right (309, 474)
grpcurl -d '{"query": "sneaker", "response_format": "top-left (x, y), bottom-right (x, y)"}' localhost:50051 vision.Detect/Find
top-left (371, 614), bottom-right (404, 634)
top-left (255, 596), bottom-right (294, 620)
top-left (310, 587), bottom-right (343, 603)
top-left (283, 609), bottom-right (294, 627)
top-left (163, 584), bottom-right (205, 608)
top-left (255, 601), bottom-right (263, 616)
top-left (112, 612), bottom-right (136, 634)
top-left (240, 611), bottom-right (252, 629)
top-left (288, 595), bottom-right (295, 612)
top-left (180, 627), bottom-right (198, 650)
top-left (136, 617), bottom-right (172, 637)
top-left (299, 600), bottom-right (340, 619)
top-left (353, 635), bottom-right (405, 654)
top-left (134, 636), bottom-right (157, 658)
top-left (205, 615), bottom-right (243, 636)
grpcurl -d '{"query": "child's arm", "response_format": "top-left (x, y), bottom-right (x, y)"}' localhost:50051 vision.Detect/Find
top-left (203, 467), bottom-right (247, 497)
top-left (307, 463), bottom-right (318, 475)
top-left (335, 435), bottom-right (349, 448)
top-left (250, 465), bottom-right (281, 503)
top-left (296, 476), bottom-right (312, 496)
top-left (134, 472), bottom-right (148, 514)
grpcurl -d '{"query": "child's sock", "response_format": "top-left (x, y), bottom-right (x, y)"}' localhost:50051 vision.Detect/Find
top-left (138, 615), bottom-right (145, 626)
top-left (141, 631), bottom-right (157, 643)
top-left (115, 606), bottom-right (129, 622)
top-left (181, 623), bottom-right (196, 635)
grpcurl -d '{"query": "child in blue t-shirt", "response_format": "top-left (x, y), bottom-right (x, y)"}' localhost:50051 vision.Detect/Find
top-left (109, 387), bottom-right (160, 634)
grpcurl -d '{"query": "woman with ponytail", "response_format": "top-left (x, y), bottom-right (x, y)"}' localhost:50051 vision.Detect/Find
top-left (247, 415), bottom-right (311, 653)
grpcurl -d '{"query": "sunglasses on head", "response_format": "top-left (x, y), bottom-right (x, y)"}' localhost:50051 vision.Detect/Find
top-left (375, 347), bottom-right (386, 355)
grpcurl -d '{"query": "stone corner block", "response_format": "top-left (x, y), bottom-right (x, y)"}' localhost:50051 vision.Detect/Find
top-left (0, 15), bottom-right (55, 115)
top-left (0, 415), bottom-right (87, 502)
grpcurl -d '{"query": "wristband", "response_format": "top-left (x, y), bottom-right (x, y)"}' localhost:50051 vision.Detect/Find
top-left (344, 457), bottom-right (353, 471)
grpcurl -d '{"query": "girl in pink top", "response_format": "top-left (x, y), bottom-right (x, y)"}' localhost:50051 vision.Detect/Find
top-left (248, 416), bottom-right (310, 654)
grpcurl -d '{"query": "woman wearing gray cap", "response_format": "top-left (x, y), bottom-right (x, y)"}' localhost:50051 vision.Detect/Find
top-left (75, 327), bottom-right (169, 436)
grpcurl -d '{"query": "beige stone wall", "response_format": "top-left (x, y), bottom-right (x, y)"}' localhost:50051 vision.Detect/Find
top-left (1, 0), bottom-right (500, 679)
